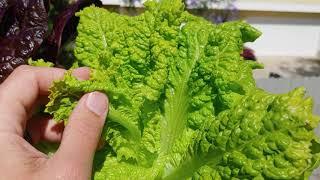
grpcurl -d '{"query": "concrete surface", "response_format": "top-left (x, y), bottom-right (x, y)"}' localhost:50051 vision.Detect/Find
top-left (254, 57), bottom-right (320, 79)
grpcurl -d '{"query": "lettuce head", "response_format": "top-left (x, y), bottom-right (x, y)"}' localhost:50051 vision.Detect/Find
top-left (43, 0), bottom-right (320, 179)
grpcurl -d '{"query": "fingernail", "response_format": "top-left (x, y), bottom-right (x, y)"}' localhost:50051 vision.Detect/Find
top-left (86, 92), bottom-right (108, 117)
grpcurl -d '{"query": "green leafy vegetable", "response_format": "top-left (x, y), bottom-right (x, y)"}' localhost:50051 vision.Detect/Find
top-left (45, 0), bottom-right (320, 179)
top-left (28, 59), bottom-right (54, 67)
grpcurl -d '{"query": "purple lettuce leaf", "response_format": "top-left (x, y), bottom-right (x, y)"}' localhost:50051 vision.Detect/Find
top-left (0, 0), bottom-right (48, 82)
top-left (241, 47), bottom-right (257, 61)
top-left (35, 0), bottom-right (102, 66)
top-left (0, 0), bottom-right (15, 22)
top-left (41, 1), bottom-right (82, 63)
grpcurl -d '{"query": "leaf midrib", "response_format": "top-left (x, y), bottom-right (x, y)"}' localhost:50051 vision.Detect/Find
top-left (160, 31), bottom-right (200, 155)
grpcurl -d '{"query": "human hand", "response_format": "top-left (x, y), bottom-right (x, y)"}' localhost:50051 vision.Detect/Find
top-left (0, 65), bottom-right (108, 180)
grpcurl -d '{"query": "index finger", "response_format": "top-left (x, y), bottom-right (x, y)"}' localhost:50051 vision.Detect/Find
top-left (0, 65), bottom-right (89, 136)
top-left (1, 65), bottom-right (65, 110)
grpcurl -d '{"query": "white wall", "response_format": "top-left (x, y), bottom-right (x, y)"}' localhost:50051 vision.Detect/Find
top-left (245, 16), bottom-right (320, 58)
top-left (236, 0), bottom-right (320, 13)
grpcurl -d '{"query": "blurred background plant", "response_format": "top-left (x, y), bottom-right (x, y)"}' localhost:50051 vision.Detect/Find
top-left (185, 0), bottom-right (238, 23)
top-left (120, 0), bottom-right (238, 23)
top-left (35, 0), bottom-right (102, 67)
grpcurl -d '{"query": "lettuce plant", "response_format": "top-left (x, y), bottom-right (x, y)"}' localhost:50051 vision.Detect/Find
top-left (44, 0), bottom-right (320, 179)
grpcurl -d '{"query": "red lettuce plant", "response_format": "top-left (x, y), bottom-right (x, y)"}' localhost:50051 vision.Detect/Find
top-left (0, 0), bottom-right (101, 83)
top-left (0, 0), bottom-right (48, 82)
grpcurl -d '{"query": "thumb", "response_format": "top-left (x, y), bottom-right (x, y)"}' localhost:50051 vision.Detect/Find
top-left (52, 92), bottom-right (108, 177)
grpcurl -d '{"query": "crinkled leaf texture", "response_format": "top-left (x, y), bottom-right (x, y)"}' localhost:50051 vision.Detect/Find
top-left (45, 0), bottom-right (320, 179)
top-left (28, 59), bottom-right (54, 67)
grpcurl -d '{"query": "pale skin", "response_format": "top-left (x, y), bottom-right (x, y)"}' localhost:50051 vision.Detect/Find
top-left (0, 65), bottom-right (109, 180)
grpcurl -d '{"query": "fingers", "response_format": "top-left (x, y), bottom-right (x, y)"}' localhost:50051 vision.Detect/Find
top-left (27, 116), bottom-right (64, 144)
top-left (0, 66), bottom-right (65, 136)
top-left (71, 67), bottom-right (90, 81)
top-left (0, 66), bottom-right (90, 136)
top-left (53, 92), bottom-right (108, 176)
top-left (1, 66), bottom-right (90, 110)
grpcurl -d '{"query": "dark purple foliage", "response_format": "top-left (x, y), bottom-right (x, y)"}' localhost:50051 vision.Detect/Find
top-left (0, 0), bottom-right (48, 82)
top-left (241, 47), bottom-right (257, 61)
top-left (35, 0), bottom-right (102, 66)
top-left (0, 0), bottom-right (101, 82)
top-left (0, 1), bottom-right (15, 22)
top-left (41, 1), bottom-right (83, 63)
top-left (44, 0), bottom-right (51, 12)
